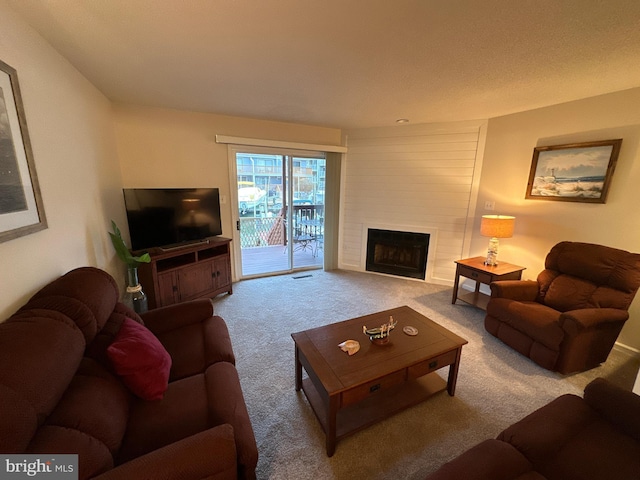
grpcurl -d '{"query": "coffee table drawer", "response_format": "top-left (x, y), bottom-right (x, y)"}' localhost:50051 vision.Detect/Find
top-left (408, 350), bottom-right (458, 379)
top-left (341, 370), bottom-right (406, 408)
top-left (457, 265), bottom-right (492, 284)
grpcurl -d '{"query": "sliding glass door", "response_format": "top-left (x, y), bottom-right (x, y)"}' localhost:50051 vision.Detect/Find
top-left (233, 150), bottom-right (326, 278)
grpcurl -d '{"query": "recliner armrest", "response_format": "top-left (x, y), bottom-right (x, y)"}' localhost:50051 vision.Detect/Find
top-left (424, 439), bottom-right (534, 480)
top-left (489, 280), bottom-right (539, 301)
top-left (560, 308), bottom-right (629, 333)
top-left (92, 424), bottom-right (237, 480)
top-left (584, 377), bottom-right (640, 441)
top-left (140, 299), bottom-right (215, 335)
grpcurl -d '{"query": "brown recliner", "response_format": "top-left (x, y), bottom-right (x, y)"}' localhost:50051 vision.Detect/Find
top-left (485, 241), bottom-right (640, 374)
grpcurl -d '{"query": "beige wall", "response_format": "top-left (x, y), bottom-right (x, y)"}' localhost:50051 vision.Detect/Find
top-left (111, 105), bottom-right (341, 274)
top-left (0, 1), bottom-right (125, 320)
top-left (473, 87), bottom-right (640, 350)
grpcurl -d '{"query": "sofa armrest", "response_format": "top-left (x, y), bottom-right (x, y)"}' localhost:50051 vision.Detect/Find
top-left (140, 299), bottom-right (215, 335)
top-left (584, 377), bottom-right (640, 441)
top-left (425, 439), bottom-right (535, 480)
top-left (560, 308), bottom-right (629, 333)
top-left (497, 394), bottom-right (590, 468)
top-left (490, 280), bottom-right (539, 301)
top-left (92, 424), bottom-right (237, 480)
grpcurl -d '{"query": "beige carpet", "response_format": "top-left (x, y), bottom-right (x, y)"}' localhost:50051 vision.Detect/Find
top-left (212, 269), bottom-right (640, 480)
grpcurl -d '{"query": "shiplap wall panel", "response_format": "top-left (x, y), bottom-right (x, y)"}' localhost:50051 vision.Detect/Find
top-left (340, 120), bottom-right (486, 284)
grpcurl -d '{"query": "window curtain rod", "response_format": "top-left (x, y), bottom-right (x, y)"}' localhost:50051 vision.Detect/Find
top-left (215, 135), bottom-right (347, 153)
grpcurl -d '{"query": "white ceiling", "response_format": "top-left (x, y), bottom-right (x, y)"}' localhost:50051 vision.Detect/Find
top-left (8, 0), bottom-right (640, 129)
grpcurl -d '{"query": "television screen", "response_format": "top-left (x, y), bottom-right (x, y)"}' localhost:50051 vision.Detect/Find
top-left (123, 188), bottom-right (222, 251)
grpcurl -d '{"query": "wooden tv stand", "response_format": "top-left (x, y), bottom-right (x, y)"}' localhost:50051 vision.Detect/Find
top-left (137, 237), bottom-right (232, 309)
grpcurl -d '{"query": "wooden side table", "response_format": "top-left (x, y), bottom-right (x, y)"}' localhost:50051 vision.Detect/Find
top-left (452, 257), bottom-right (526, 310)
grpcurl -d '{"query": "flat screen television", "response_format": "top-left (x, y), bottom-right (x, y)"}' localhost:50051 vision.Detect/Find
top-left (123, 188), bottom-right (222, 251)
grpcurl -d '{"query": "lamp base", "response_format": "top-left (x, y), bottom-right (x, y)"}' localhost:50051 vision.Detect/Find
top-left (484, 237), bottom-right (499, 266)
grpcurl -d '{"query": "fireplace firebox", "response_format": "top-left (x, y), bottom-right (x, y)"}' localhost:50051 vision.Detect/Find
top-left (365, 229), bottom-right (430, 280)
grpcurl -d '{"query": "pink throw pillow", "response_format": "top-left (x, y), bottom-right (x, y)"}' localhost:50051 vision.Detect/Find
top-left (107, 317), bottom-right (172, 400)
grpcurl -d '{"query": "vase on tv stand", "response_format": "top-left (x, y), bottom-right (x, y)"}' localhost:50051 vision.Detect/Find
top-left (123, 266), bottom-right (148, 314)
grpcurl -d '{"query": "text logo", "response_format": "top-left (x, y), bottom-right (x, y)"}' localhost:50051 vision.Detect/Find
top-left (0, 455), bottom-right (77, 479)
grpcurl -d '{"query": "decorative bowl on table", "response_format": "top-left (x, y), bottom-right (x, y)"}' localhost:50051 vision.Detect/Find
top-left (363, 315), bottom-right (397, 345)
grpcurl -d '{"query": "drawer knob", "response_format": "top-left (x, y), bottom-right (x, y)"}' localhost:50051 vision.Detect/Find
top-left (471, 272), bottom-right (478, 278)
top-left (429, 361), bottom-right (438, 369)
top-left (369, 384), bottom-right (381, 393)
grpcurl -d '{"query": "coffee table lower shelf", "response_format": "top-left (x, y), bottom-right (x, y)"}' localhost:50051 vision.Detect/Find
top-left (300, 372), bottom-right (447, 452)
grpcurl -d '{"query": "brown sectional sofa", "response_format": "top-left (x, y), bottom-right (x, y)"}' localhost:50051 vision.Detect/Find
top-left (425, 377), bottom-right (640, 480)
top-left (0, 267), bottom-right (258, 480)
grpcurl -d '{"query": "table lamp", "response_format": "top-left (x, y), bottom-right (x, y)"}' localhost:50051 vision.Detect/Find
top-left (480, 215), bottom-right (515, 266)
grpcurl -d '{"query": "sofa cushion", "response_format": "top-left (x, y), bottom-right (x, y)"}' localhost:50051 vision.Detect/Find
top-left (107, 318), bottom-right (172, 401)
top-left (0, 310), bottom-right (85, 452)
top-left (161, 315), bottom-right (235, 380)
top-left (584, 377), bottom-right (640, 441)
top-left (541, 242), bottom-right (640, 311)
top-left (545, 241), bottom-right (640, 290)
top-left (543, 275), bottom-right (597, 311)
top-left (486, 299), bottom-right (564, 349)
top-left (117, 371), bottom-right (211, 464)
top-left (145, 309), bottom-right (236, 381)
top-left (22, 267), bottom-right (120, 344)
top-left (498, 391), bottom-right (640, 480)
top-left (27, 425), bottom-right (113, 479)
top-left (498, 394), bottom-right (595, 466)
top-left (534, 417), bottom-right (640, 480)
top-left (47, 358), bottom-right (131, 455)
top-left (26, 357), bottom-right (132, 479)
top-left (424, 439), bottom-right (543, 480)
top-left (94, 426), bottom-right (238, 480)
top-left (119, 361), bottom-right (258, 479)
top-left (86, 303), bottom-right (144, 370)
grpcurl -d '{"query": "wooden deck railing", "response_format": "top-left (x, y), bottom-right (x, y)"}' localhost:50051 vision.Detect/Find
top-left (239, 204), bottom-right (324, 248)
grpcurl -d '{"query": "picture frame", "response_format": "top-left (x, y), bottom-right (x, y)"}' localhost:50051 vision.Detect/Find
top-left (525, 139), bottom-right (622, 203)
top-left (0, 59), bottom-right (47, 243)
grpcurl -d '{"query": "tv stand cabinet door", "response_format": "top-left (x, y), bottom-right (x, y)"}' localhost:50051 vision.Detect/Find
top-left (213, 256), bottom-right (231, 292)
top-left (157, 271), bottom-right (179, 307)
top-left (177, 261), bottom-right (215, 301)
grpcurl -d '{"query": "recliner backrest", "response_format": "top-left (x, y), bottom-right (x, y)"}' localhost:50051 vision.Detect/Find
top-left (537, 241), bottom-right (640, 312)
top-left (20, 267), bottom-right (120, 344)
top-left (0, 267), bottom-right (123, 454)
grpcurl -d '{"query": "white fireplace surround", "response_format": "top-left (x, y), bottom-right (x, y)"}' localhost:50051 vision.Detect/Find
top-left (360, 224), bottom-right (438, 283)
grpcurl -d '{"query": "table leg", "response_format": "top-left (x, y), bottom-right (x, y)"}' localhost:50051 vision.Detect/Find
top-left (447, 347), bottom-right (463, 396)
top-left (451, 270), bottom-right (460, 304)
top-left (326, 394), bottom-right (339, 457)
top-left (295, 346), bottom-right (302, 391)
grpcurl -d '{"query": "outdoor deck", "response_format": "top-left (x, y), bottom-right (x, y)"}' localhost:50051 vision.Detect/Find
top-left (239, 206), bottom-right (324, 277)
top-left (241, 243), bottom-right (323, 276)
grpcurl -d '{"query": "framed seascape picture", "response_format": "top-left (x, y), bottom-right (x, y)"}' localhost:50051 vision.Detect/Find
top-left (0, 59), bottom-right (47, 243)
top-left (525, 139), bottom-right (622, 203)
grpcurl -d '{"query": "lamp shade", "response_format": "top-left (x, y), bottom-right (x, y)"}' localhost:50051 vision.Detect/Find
top-left (480, 215), bottom-right (515, 238)
top-left (182, 198), bottom-right (200, 211)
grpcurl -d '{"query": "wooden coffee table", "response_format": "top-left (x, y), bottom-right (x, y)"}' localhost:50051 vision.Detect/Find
top-left (291, 306), bottom-right (468, 456)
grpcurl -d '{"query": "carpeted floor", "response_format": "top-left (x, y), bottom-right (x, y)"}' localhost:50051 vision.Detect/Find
top-left (212, 269), bottom-right (640, 480)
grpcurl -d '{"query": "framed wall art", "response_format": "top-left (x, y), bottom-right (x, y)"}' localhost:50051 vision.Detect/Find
top-left (0, 59), bottom-right (47, 243)
top-left (525, 139), bottom-right (622, 203)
